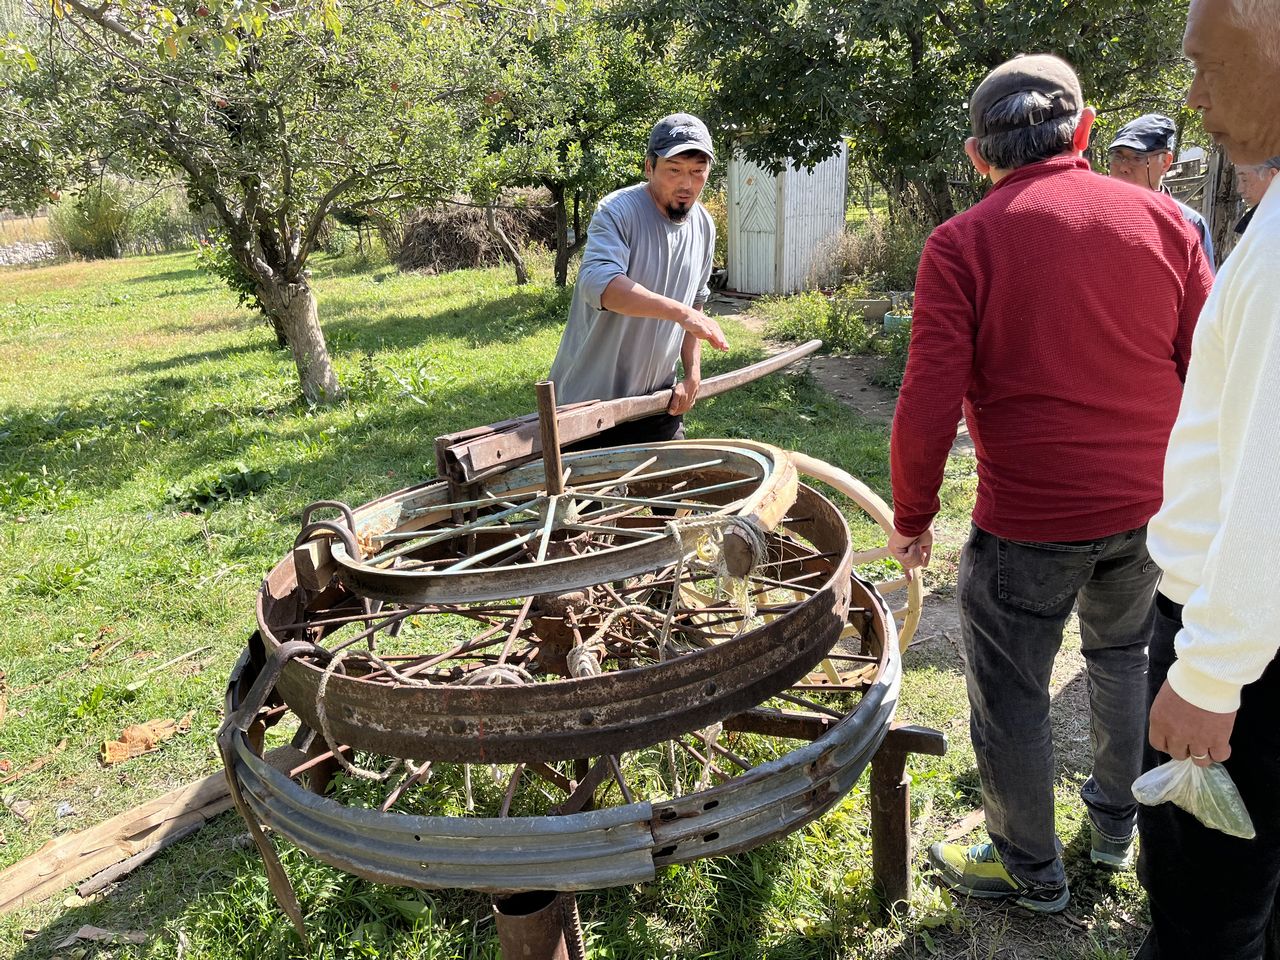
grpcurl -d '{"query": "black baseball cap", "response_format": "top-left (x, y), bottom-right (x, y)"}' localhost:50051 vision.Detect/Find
top-left (969, 54), bottom-right (1082, 138)
top-left (648, 114), bottom-right (715, 162)
top-left (1108, 114), bottom-right (1177, 154)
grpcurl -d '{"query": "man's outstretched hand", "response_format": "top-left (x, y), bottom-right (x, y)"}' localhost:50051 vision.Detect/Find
top-left (888, 524), bottom-right (933, 578)
top-left (679, 308), bottom-right (728, 351)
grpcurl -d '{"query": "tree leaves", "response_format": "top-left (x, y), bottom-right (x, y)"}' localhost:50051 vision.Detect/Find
top-left (627, 0), bottom-right (1194, 221)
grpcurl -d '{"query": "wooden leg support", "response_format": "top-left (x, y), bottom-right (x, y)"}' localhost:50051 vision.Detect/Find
top-left (870, 723), bottom-right (948, 918)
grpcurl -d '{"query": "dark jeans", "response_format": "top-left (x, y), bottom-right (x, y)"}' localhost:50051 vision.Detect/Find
top-left (1136, 597), bottom-right (1280, 960)
top-left (564, 411), bottom-right (685, 452)
top-left (957, 523), bottom-right (1157, 887)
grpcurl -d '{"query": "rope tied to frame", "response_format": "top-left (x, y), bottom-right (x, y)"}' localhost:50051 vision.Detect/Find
top-left (678, 513), bottom-right (767, 618)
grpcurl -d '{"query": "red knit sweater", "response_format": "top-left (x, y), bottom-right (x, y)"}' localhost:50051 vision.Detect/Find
top-left (890, 156), bottom-right (1214, 542)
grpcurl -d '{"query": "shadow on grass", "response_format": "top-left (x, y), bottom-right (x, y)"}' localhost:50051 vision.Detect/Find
top-left (11, 827), bottom-right (871, 960)
top-left (320, 285), bottom-right (572, 353)
top-left (4, 283), bottom-right (886, 527)
top-left (8, 820), bottom-right (504, 960)
top-left (122, 265), bottom-right (205, 285)
top-left (126, 338), bottom-right (284, 375)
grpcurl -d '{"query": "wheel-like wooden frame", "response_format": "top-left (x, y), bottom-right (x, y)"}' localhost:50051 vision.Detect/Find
top-left (791, 454), bottom-right (923, 690)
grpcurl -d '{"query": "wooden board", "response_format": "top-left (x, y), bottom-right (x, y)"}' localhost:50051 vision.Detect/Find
top-left (0, 746), bottom-right (302, 915)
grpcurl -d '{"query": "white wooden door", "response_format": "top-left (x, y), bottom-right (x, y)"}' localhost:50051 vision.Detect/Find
top-left (728, 156), bottom-right (779, 295)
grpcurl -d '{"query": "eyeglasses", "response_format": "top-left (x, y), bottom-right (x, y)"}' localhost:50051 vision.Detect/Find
top-left (1108, 149), bottom-right (1163, 171)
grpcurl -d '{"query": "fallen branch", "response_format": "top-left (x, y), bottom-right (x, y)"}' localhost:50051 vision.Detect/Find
top-left (55, 925), bottom-right (147, 949)
top-left (125, 646), bottom-right (211, 692)
top-left (943, 807), bottom-right (986, 842)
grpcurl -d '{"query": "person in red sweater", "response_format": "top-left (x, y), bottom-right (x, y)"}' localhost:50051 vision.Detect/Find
top-left (887, 54), bottom-right (1214, 913)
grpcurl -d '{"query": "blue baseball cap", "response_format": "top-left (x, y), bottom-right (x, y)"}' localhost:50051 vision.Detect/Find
top-left (1109, 114), bottom-right (1177, 154)
top-left (647, 114), bottom-right (715, 162)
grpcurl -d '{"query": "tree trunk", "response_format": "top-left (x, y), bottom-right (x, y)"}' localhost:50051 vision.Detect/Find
top-left (268, 312), bottom-right (288, 348)
top-left (1203, 144), bottom-right (1242, 267)
top-left (485, 204), bottom-right (528, 285)
top-left (551, 184), bottom-right (570, 287)
top-left (916, 170), bottom-right (956, 226)
top-left (260, 279), bottom-right (341, 404)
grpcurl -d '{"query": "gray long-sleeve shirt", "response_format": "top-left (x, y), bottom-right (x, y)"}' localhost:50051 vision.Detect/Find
top-left (548, 183), bottom-right (714, 405)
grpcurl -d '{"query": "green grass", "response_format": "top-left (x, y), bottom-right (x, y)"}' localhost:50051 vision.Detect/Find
top-left (0, 252), bottom-right (1146, 960)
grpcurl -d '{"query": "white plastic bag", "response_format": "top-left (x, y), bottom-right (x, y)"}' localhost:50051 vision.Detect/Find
top-left (1132, 758), bottom-right (1256, 839)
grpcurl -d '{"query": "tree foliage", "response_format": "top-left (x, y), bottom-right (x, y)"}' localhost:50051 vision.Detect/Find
top-left (473, 0), bottom-right (706, 284)
top-left (626, 0), bottom-right (1191, 223)
top-left (4, 0), bottom-right (492, 402)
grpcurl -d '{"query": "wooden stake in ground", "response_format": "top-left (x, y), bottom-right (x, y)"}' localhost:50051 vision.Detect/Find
top-left (0, 746), bottom-right (301, 915)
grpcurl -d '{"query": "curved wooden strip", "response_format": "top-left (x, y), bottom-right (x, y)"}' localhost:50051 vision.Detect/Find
top-left (789, 453), bottom-right (923, 651)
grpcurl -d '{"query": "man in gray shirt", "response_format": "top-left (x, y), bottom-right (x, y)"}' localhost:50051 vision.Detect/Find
top-left (549, 113), bottom-right (729, 448)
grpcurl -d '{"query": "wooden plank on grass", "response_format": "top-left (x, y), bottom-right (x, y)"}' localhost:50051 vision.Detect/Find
top-left (0, 746), bottom-right (301, 915)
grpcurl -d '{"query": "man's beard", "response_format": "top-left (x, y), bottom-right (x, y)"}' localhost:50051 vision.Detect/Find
top-left (665, 200), bottom-right (692, 222)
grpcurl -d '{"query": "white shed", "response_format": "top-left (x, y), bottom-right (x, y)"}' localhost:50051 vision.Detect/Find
top-left (726, 141), bottom-right (848, 295)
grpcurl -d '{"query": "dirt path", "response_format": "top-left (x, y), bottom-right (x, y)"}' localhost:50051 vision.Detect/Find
top-left (720, 301), bottom-right (974, 455)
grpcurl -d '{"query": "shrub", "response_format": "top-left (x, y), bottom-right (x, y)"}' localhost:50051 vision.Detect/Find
top-left (752, 290), bottom-right (830, 343)
top-left (49, 181), bottom-right (132, 258)
top-left (50, 177), bottom-right (211, 259)
top-left (827, 282), bottom-right (876, 353)
top-left (701, 189), bottom-right (729, 267)
top-left (751, 286), bottom-right (878, 354)
top-left (194, 231), bottom-right (266, 315)
top-left (807, 215), bottom-right (931, 292)
top-left (870, 319), bottom-right (912, 390)
top-left (127, 186), bottom-right (213, 255)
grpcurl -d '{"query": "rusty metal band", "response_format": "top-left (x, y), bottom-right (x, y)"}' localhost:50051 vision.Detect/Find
top-left (315, 441), bottom-right (796, 605)
top-left (259, 482), bottom-right (851, 764)
top-left (222, 574), bottom-right (899, 895)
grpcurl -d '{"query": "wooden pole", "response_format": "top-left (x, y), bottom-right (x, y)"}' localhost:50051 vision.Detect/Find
top-left (535, 380), bottom-right (565, 497)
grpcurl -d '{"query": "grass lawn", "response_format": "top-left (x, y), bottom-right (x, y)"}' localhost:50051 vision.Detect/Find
top-left (0, 252), bottom-right (1145, 959)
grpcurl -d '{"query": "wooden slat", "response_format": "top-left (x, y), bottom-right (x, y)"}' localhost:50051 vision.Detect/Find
top-left (849, 546), bottom-right (891, 564)
top-left (0, 746), bottom-right (301, 915)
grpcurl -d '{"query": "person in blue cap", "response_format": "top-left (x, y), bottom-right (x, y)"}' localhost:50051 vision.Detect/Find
top-left (1108, 113), bottom-right (1216, 267)
top-left (548, 113), bottom-right (728, 449)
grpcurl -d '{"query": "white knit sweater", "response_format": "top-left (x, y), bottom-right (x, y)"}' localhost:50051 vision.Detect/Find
top-left (1148, 177), bottom-right (1280, 713)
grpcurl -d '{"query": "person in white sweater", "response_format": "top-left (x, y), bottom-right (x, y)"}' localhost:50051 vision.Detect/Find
top-left (1136, 0), bottom-right (1280, 956)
